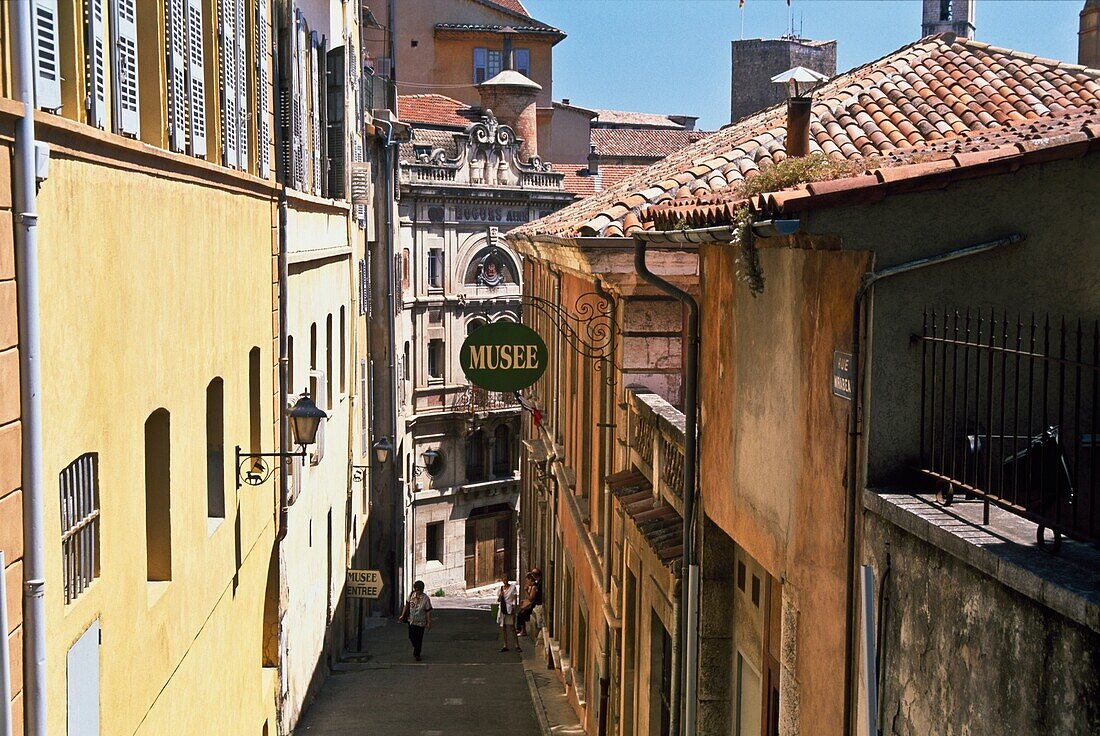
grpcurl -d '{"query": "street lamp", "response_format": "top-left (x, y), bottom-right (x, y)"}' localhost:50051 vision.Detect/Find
top-left (413, 448), bottom-right (442, 477)
top-left (236, 391), bottom-right (327, 488)
top-left (372, 437), bottom-right (394, 465)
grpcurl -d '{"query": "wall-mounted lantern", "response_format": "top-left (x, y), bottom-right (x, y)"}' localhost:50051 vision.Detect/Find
top-left (236, 391), bottom-right (327, 488)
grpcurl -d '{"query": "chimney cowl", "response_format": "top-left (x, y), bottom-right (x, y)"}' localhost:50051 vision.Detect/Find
top-left (587, 145), bottom-right (599, 175)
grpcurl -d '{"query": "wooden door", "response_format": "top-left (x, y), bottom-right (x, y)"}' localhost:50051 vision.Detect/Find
top-left (475, 517), bottom-right (496, 587)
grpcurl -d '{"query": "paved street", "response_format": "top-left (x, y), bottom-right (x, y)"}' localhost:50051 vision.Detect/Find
top-left (294, 598), bottom-right (543, 735)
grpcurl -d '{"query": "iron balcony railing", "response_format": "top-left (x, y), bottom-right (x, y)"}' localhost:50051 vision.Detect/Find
top-left (918, 307), bottom-right (1100, 547)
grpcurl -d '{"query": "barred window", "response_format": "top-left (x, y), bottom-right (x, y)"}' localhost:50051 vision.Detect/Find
top-left (60, 453), bottom-right (101, 603)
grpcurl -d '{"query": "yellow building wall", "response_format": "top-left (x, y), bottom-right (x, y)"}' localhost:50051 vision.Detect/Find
top-left (35, 150), bottom-right (278, 735)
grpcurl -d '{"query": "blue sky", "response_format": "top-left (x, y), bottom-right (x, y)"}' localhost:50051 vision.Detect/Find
top-left (524, 0), bottom-right (1087, 130)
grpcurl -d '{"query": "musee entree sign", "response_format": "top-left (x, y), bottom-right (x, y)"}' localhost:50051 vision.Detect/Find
top-left (460, 322), bottom-right (548, 392)
top-left (346, 569), bottom-right (384, 599)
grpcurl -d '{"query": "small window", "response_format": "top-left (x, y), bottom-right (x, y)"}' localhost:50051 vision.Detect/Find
top-left (310, 323), bottom-right (318, 371)
top-left (339, 308), bottom-right (346, 394)
top-left (403, 342), bottom-right (411, 381)
top-left (60, 453), bottom-right (101, 603)
top-left (287, 335), bottom-right (295, 395)
top-left (206, 378), bottom-right (225, 520)
top-left (145, 409), bottom-right (172, 582)
top-left (473, 47), bottom-right (502, 83)
top-left (514, 48), bottom-right (530, 78)
top-left (427, 338), bottom-right (444, 381)
top-left (326, 314), bottom-right (333, 407)
top-left (466, 430), bottom-right (486, 481)
top-left (426, 521), bottom-right (444, 564)
top-left (492, 425), bottom-right (511, 476)
top-left (427, 249), bottom-right (444, 289)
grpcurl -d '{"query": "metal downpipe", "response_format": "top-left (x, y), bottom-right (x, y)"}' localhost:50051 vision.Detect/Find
top-left (633, 237), bottom-right (699, 736)
top-left (12, 3), bottom-right (47, 732)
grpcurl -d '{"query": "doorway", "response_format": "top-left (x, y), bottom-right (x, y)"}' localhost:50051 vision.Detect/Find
top-left (464, 505), bottom-right (512, 588)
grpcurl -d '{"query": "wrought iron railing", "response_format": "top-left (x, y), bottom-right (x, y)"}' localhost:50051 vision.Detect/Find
top-left (918, 307), bottom-right (1100, 546)
top-left (451, 385), bottom-right (519, 412)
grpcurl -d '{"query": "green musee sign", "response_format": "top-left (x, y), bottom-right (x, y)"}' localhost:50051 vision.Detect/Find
top-left (460, 322), bottom-right (549, 392)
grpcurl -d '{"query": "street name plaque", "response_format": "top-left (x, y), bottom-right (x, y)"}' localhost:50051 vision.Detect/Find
top-left (346, 569), bottom-right (384, 599)
top-left (832, 351), bottom-right (853, 401)
top-left (460, 322), bottom-right (549, 392)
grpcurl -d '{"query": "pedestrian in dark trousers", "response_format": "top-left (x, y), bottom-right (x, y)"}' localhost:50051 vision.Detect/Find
top-left (399, 580), bottom-right (433, 661)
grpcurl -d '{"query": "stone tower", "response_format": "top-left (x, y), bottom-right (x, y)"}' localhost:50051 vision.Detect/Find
top-left (922, 0), bottom-right (976, 39)
top-left (1082, 0), bottom-right (1100, 68)
top-left (730, 37), bottom-right (836, 124)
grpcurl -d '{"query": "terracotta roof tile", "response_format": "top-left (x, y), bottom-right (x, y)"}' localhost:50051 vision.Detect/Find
top-left (397, 94), bottom-right (480, 128)
top-left (509, 34), bottom-right (1100, 239)
top-left (591, 128), bottom-right (708, 159)
top-left (607, 471), bottom-right (683, 568)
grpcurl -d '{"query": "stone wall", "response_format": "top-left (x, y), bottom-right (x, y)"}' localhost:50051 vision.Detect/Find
top-left (729, 38), bottom-right (837, 123)
top-left (863, 505), bottom-right (1100, 735)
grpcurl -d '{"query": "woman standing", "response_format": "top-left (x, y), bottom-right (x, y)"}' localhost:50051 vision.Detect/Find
top-left (400, 580), bottom-right (433, 661)
top-left (497, 575), bottom-right (520, 652)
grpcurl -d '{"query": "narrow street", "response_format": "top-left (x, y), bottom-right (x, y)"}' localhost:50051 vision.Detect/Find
top-left (294, 597), bottom-right (546, 735)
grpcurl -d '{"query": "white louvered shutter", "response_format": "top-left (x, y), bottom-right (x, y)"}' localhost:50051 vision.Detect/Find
top-left (353, 139), bottom-right (365, 228)
top-left (310, 37), bottom-right (321, 195)
top-left (33, 0), bottom-right (63, 111)
top-left (166, 0), bottom-right (188, 151)
top-left (186, 0), bottom-right (206, 156)
top-left (110, 0), bottom-right (140, 135)
top-left (84, 0), bottom-right (106, 128)
top-left (256, 0), bottom-right (271, 178)
top-left (219, 0), bottom-right (238, 167)
top-left (293, 12), bottom-right (306, 190)
top-left (235, 0), bottom-right (248, 170)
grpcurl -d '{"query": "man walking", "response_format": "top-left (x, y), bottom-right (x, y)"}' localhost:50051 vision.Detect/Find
top-left (400, 580), bottom-right (433, 661)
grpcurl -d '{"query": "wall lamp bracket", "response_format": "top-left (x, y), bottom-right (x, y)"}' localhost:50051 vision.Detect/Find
top-left (235, 446), bottom-right (307, 489)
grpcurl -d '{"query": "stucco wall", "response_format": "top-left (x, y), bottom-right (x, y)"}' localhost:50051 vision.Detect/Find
top-left (801, 154), bottom-right (1100, 489)
top-left (863, 507), bottom-right (1100, 735)
top-left (282, 243), bottom-right (353, 729)
top-left (550, 105), bottom-right (594, 165)
top-left (36, 153), bottom-right (277, 734)
top-left (699, 242), bottom-right (870, 736)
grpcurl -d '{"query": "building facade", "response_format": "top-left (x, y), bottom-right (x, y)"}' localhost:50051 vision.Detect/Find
top-left (395, 80), bottom-right (573, 595)
top-left (730, 37), bottom-right (837, 124)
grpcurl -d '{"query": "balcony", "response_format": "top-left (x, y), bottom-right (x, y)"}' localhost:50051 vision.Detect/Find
top-left (625, 388), bottom-right (687, 516)
top-left (916, 307), bottom-right (1100, 548)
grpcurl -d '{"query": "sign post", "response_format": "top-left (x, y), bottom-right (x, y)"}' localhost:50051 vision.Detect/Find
top-left (346, 569), bottom-right (384, 652)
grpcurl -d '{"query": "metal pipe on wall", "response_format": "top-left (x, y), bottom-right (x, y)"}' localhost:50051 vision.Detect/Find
top-left (11, 3), bottom-right (48, 732)
top-left (0, 551), bottom-right (11, 736)
top-left (633, 236), bottom-right (700, 736)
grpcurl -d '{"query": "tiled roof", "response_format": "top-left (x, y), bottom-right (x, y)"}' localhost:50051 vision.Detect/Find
top-left (435, 23), bottom-right (563, 37)
top-left (510, 34), bottom-right (1100, 239)
top-left (485, 0), bottom-right (529, 16)
top-left (550, 163), bottom-right (653, 198)
top-left (397, 94), bottom-right (481, 128)
top-left (650, 108), bottom-right (1100, 227)
top-left (607, 470), bottom-right (683, 568)
top-left (593, 109), bottom-right (687, 128)
top-left (592, 128), bottom-right (709, 159)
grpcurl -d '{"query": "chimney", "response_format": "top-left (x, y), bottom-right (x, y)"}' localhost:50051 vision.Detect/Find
top-left (771, 66), bottom-right (828, 157)
top-left (501, 26), bottom-right (517, 71)
top-left (587, 145), bottom-right (599, 175)
top-left (478, 71), bottom-right (543, 161)
top-left (1082, 0), bottom-right (1100, 68)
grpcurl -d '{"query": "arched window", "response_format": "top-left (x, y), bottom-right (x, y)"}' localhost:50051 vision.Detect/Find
top-left (466, 430), bottom-right (486, 482)
top-left (463, 246), bottom-right (518, 287)
top-left (492, 425), bottom-right (511, 476)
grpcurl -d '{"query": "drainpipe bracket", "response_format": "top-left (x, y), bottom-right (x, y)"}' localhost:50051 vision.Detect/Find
top-left (23, 579), bottom-right (44, 599)
top-left (16, 212), bottom-right (38, 226)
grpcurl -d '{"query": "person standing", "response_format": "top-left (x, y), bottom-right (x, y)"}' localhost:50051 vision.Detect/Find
top-left (516, 572), bottom-right (537, 636)
top-left (497, 575), bottom-right (520, 652)
top-left (400, 580), bottom-right (433, 661)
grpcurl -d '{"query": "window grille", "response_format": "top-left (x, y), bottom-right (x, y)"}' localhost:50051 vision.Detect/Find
top-left (60, 453), bottom-right (101, 604)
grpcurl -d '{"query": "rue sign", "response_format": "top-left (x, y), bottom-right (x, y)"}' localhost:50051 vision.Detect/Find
top-left (460, 321), bottom-right (548, 392)
top-left (832, 351), bottom-right (853, 401)
top-left (346, 569), bottom-right (384, 599)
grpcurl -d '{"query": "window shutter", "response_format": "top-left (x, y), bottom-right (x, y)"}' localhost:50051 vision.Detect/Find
top-left (352, 139), bottom-right (365, 228)
top-left (186, 0), bottom-right (207, 156)
top-left (309, 371), bottom-right (327, 466)
top-left (235, 0), bottom-right (248, 170)
top-left (310, 36), bottom-right (321, 195)
top-left (325, 46), bottom-right (345, 199)
top-left (293, 11), bottom-right (306, 190)
top-left (33, 0), bottom-right (63, 111)
top-left (166, 0), bottom-right (188, 151)
top-left (110, 0), bottom-right (140, 135)
top-left (84, 0), bottom-right (107, 128)
top-left (256, 0), bottom-right (271, 178)
top-left (218, 0), bottom-right (238, 167)
top-left (358, 258), bottom-right (368, 316)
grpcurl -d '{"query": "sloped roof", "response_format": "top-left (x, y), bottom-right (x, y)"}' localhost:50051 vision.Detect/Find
top-left (607, 470), bottom-right (683, 569)
top-left (550, 163), bottom-right (657, 198)
top-left (592, 109), bottom-right (688, 128)
top-left (510, 34), bottom-right (1100, 240)
top-left (481, 0), bottom-right (529, 17)
top-left (650, 107), bottom-right (1100, 227)
top-left (592, 128), bottom-right (709, 159)
top-left (397, 94), bottom-right (482, 128)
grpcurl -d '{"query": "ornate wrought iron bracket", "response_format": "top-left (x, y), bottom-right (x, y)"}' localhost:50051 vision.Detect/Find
top-left (468, 291), bottom-right (620, 385)
top-left (235, 445), bottom-right (307, 489)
